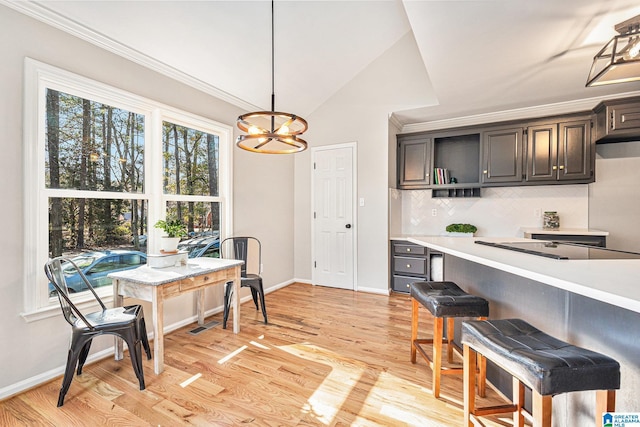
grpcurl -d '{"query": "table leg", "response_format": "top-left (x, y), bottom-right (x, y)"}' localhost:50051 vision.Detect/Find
top-left (233, 266), bottom-right (241, 334)
top-left (113, 279), bottom-right (124, 360)
top-left (152, 287), bottom-right (164, 374)
top-left (197, 289), bottom-right (205, 325)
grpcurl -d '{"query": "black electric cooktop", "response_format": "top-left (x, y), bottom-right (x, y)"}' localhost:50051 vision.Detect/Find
top-left (475, 240), bottom-right (640, 260)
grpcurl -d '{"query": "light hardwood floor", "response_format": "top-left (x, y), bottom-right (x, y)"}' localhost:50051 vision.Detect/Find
top-left (0, 283), bottom-right (512, 426)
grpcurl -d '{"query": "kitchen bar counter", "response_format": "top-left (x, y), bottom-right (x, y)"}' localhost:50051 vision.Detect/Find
top-left (406, 235), bottom-right (640, 313)
top-left (401, 235), bottom-right (640, 420)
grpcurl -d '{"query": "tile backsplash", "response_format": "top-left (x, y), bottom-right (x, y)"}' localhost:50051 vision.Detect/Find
top-left (390, 185), bottom-right (588, 237)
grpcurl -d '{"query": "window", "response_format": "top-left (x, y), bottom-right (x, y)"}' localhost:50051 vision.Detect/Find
top-left (24, 58), bottom-right (232, 318)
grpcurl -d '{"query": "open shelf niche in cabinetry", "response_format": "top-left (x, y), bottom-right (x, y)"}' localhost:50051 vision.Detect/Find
top-left (431, 132), bottom-right (482, 198)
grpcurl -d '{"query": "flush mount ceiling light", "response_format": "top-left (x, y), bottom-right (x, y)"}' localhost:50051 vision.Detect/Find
top-left (236, 0), bottom-right (308, 154)
top-left (586, 14), bottom-right (640, 87)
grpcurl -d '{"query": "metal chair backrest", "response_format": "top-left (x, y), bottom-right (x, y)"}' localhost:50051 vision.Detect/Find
top-left (220, 237), bottom-right (261, 277)
top-left (44, 256), bottom-right (107, 329)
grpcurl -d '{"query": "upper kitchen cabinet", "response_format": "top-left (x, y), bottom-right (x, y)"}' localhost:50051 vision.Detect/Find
top-left (481, 126), bottom-right (524, 184)
top-left (397, 134), bottom-right (431, 189)
top-left (594, 97), bottom-right (640, 143)
top-left (525, 117), bottom-right (593, 183)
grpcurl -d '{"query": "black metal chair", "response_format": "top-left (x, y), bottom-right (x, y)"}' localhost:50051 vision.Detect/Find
top-left (44, 256), bottom-right (151, 407)
top-left (220, 237), bottom-right (267, 329)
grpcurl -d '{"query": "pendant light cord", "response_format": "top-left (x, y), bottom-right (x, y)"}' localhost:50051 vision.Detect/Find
top-left (270, 0), bottom-right (275, 114)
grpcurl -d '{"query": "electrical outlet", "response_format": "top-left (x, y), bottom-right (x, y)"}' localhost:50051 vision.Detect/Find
top-left (431, 209), bottom-right (437, 217)
top-left (534, 208), bottom-right (541, 218)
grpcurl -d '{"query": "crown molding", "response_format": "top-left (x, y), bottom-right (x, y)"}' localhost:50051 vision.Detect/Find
top-left (399, 90), bottom-right (640, 134)
top-left (388, 112), bottom-right (404, 132)
top-left (2, 0), bottom-right (258, 113)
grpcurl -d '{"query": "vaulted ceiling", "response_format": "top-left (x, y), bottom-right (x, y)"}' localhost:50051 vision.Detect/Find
top-left (9, 0), bottom-right (640, 126)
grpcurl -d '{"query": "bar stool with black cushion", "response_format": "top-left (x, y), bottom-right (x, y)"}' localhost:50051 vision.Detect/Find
top-left (410, 281), bottom-right (489, 398)
top-left (461, 318), bottom-right (620, 427)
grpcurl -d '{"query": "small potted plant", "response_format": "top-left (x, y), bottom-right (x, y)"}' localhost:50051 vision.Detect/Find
top-left (154, 218), bottom-right (188, 253)
top-left (445, 223), bottom-right (477, 237)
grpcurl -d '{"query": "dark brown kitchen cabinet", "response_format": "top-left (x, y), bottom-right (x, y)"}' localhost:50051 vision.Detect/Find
top-left (526, 119), bottom-right (593, 183)
top-left (594, 97), bottom-right (640, 143)
top-left (397, 135), bottom-right (431, 189)
top-left (390, 241), bottom-right (442, 293)
top-left (481, 126), bottom-right (524, 184)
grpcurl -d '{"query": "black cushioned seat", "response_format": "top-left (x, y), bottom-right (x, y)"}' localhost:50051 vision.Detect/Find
top-left (461, 318), bottom-right (620, 427)
top-left (410, 281), bottom-right (489, 399)
top-left (461, 318), bottom-right (620, 395)
top-left (410, 281), bottom-right (489, 318)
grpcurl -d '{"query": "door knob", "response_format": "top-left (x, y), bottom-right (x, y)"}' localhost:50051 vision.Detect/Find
top-left (345, 224), bottom-right (352, 229)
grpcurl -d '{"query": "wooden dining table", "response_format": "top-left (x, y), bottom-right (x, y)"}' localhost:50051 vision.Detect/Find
top-left (109, 257), bottom-right (243, 374)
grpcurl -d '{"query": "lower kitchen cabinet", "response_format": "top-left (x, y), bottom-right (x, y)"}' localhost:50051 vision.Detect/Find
top-left (390, 240), bottom-right (442, 293)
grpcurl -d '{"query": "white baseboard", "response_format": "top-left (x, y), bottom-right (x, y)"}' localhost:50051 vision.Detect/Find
top-left (355, 285), bottom-right (390, 295)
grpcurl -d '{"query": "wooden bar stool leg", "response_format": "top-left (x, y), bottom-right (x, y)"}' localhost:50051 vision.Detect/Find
top-left (432, 316), bottom-right (444, 397)
top-left (513, 377), bottom-right (525, 427)
top-left (463, 344), bottom-right (476, 427)
top-left (477, 352), bottom-right (486, 398)
top-left (532, 391), bottom-right (552, 427)
top-left (595, 390), bottom-right (616, 427)
top-left (411, 298), bottom-right (419, 363)
top-left (476, 316), bottom-right (488, 398)
top-left (446, 317), bottom-right (454, 363)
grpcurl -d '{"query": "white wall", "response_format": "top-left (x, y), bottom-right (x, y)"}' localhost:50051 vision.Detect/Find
top-left (293, 32), bottom-right (436, 292)
top-left (396, 185), bottom-right (589, 237)
top-left (0, 4), bottom-right (294, 396)
top-left (589, 142), bottom-right (640, 252)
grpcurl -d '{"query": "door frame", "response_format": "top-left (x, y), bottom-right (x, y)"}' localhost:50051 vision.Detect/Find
top-left (310, 142), bottom-right (358, 290)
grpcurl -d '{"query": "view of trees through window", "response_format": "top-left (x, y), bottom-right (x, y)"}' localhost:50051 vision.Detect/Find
top-left (45, 89), bottom-right (222, 291)
top-left (46, 89), bottom-right (146, 259)
top-left (162, 121), bottom-right (220, 234)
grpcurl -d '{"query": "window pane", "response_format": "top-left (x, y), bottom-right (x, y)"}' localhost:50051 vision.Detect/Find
top-left (162, 122), bottom-right (219, 196)
top-left (45, 89), bottom-right (145, 193)
top-left (48, 197), bottom-right (148, 294)
top-left (49, 197), bottom-right (148, 258)
top-left (166, 201), bottom-right (220, 238)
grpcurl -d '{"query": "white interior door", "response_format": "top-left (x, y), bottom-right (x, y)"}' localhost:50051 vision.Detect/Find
top-left (312, 144), bottom-right (355, 290)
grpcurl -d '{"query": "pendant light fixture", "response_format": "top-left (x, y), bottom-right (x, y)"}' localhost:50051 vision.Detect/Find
top-left (236, 0), bottom-right (308, 154)
top-left (586, 14), bottom-right (640, 87)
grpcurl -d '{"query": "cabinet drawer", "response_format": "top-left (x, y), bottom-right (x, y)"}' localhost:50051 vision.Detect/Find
top-left (393, 244), bottom-right (427, 256)
top-left (392, 275), bottom-right (423, 293)
top-left (393, 256), bottom-right (427, 275)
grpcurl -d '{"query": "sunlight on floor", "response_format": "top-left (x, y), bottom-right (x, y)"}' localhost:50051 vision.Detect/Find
top-left (179, 373), bottom-right (202, 388)
top-left (278, 342), bottom-right (364, 425)
top-left (217, 345), bottom-right (247, 364)
top-left (276, 342), bottom-right (448, 426)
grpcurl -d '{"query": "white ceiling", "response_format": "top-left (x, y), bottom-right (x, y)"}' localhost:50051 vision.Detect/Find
top-left (11, 0), bottom-right (640, 126)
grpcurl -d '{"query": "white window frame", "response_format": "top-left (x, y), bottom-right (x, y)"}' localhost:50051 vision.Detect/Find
top-left (22, 58), bottom-right (233, 321)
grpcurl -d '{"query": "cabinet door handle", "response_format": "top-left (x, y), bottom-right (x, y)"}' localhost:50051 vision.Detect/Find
top-left (483, 170), bottom-right (488, 174)
top-left (559, 165), bottom-right (565, 170)
top-left (552, 165), bottom-right (558, 170)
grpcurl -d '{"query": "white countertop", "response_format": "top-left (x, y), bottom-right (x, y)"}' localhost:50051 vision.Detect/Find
top-left (521, 227), bottom-right (609, 236)
top-left (108, 257), bottom-right (243, 286)
top-left (405, 236), bottom-right (640, 314)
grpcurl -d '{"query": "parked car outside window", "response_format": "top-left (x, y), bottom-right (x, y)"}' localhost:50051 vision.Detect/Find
top-left (49, 250), bottom-right (147, 296)
top-left (177, 236), bottom-right (220, 258)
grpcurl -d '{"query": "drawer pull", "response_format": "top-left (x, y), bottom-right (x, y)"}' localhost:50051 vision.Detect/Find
top-left (406, 248), bottom-right (411, 252)
top-left (407, 264), bottom-right (411, 268)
